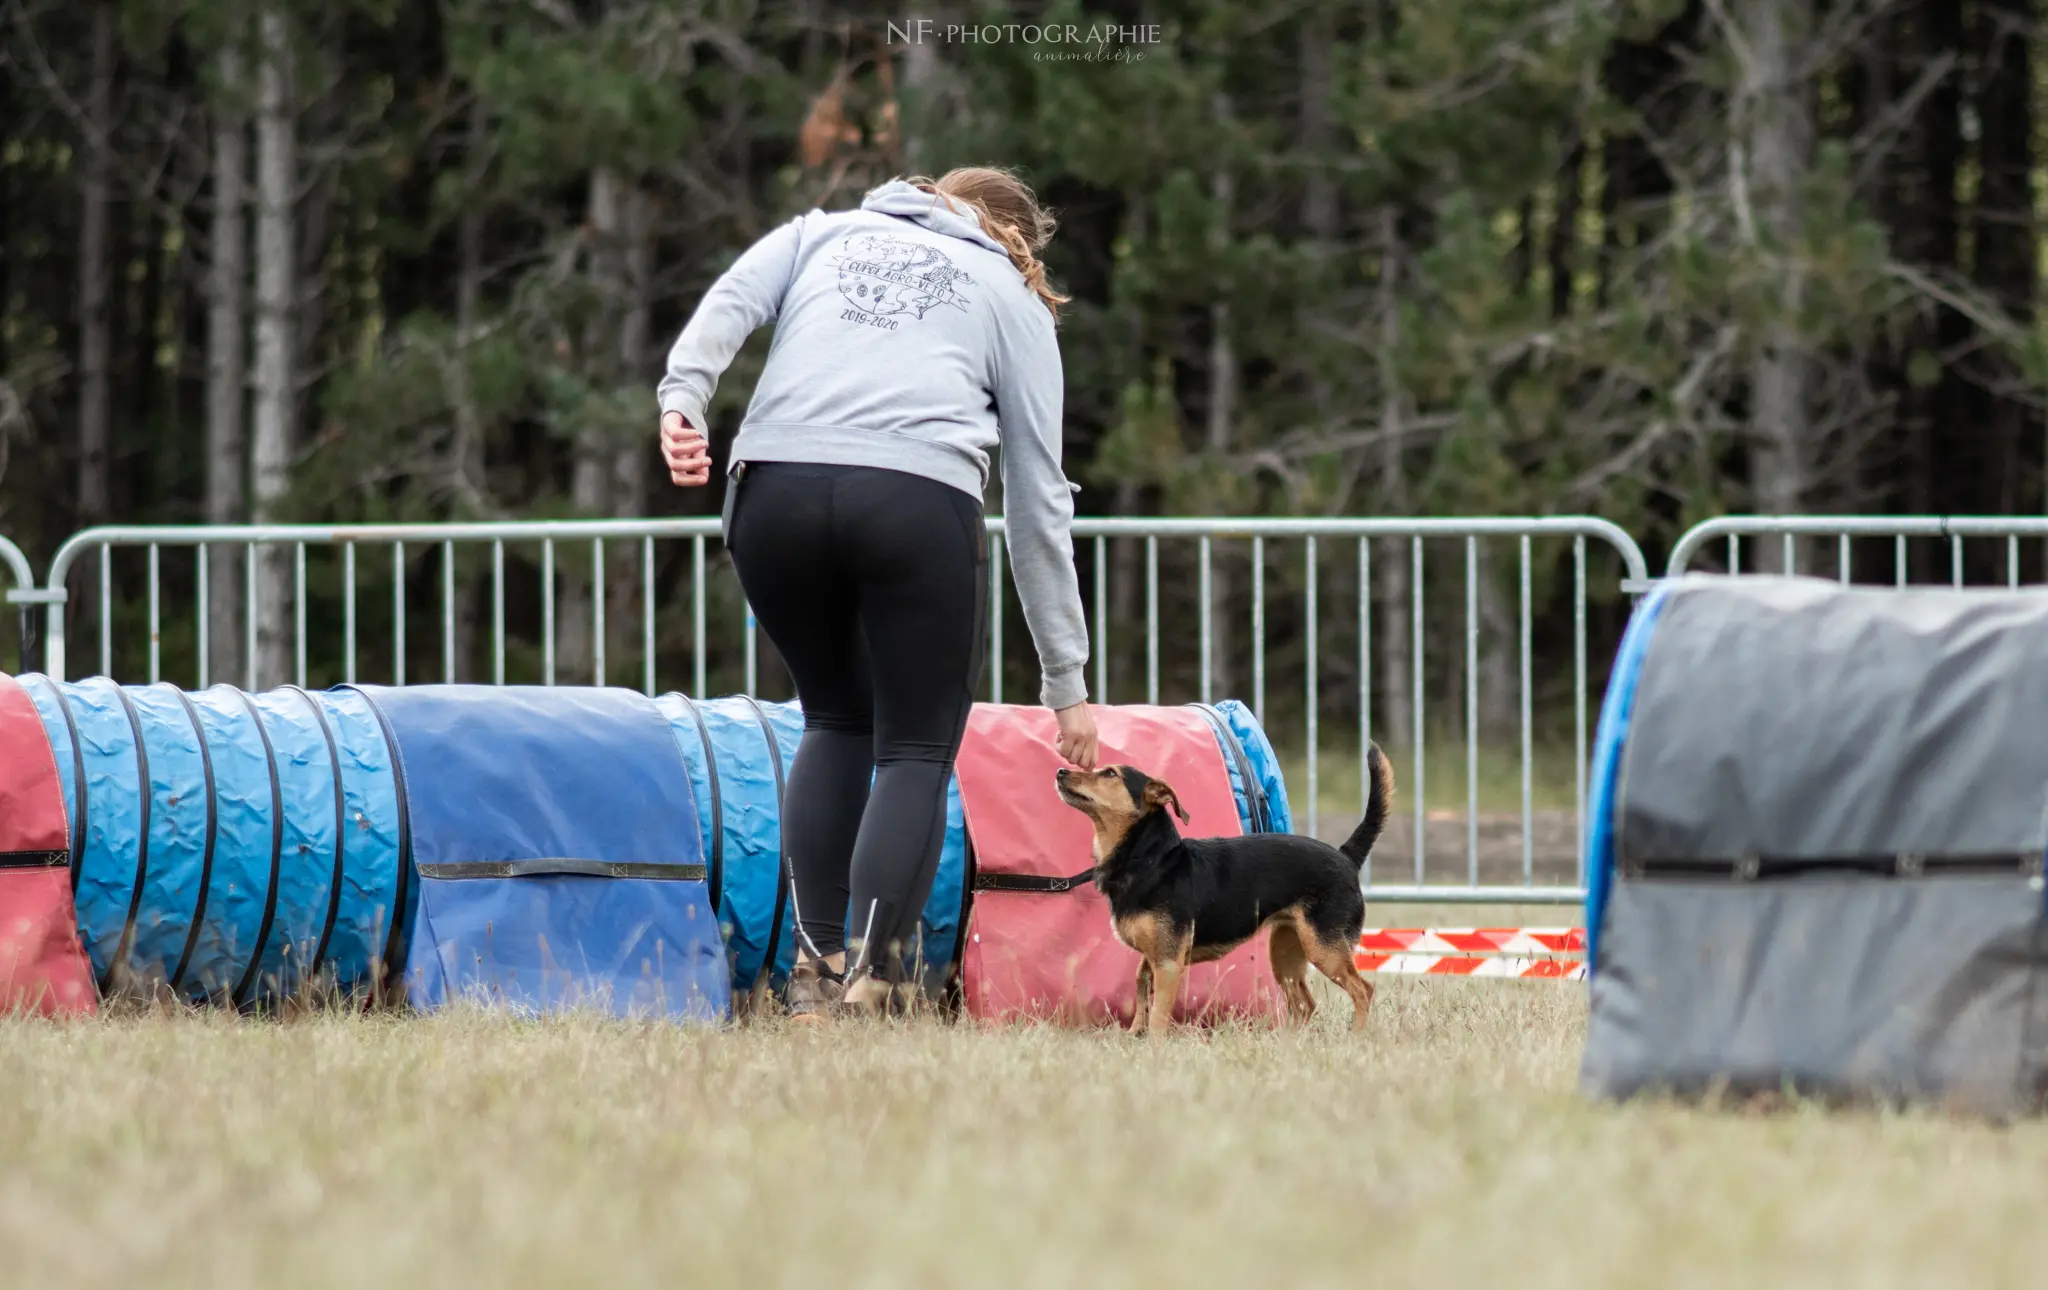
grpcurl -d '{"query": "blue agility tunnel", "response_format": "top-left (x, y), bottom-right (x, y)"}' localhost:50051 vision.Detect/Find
top-left (7, 676), bottom-right (1293, 1016)
top-left (15, 675), bottom-right (407, 1004)
top-left (363, 686), bottom-right (727, 1021)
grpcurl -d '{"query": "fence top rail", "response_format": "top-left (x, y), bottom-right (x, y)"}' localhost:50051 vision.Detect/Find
top-left (45, 513), bottom-right (1650, 584)
top-left (1668, 515), bottom-right (2048, 576)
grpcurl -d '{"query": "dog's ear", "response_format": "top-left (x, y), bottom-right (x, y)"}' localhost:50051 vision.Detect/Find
top-left (1143, 778), bottom-right (1189, 824)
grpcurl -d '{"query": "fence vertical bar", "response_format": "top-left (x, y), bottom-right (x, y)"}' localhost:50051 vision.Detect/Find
top-left (1726, 533), bottom-right (1738, 574)
top-left (990, 532), bottom-right (1005, 704)
top-left (1093, 535), bottom-right (1108, 703)
top-left (100, 546), bottom-right (112, 680)
top-left (1465, 536), bottom-right (1478, 886)
top-left (294, 543), bottom-right (307, 688)
top-left (592, 539), bottom-right (606, 686)
top-left (392, 542), bottom-right (406, 687)
top-left (243, 544), bottom-right (256, 691)
top-left (642, 536), bottom-right (655, 697)
top-left (1305, 536), bottom-right (1319, 842)
top-left (147, 544), bottom-right (161, 683)
top-left (1951, 535), bottom-right (1963, 587)
top-left (1251, 537), bottom-right (1266, 721)
top-left (691, 536), bottom-right (706, 699)
top-left (1895, 534), bottom-right (1907, 586)
top-left (2010, 535), bottom-right (2021, 588)
top-left (1358, 538), bottom-right (1371, 883)
top-left (442, 540), bottom-right (455, 683)
top-left (542, 539), bottom-right (555, 685)
top-left (1145, 536), bottom-right (1159, 706)
top-left (492, 540), bottom-right (505, 685)
top-left (1520, 534), bottom-right (1533, 888)
top-left (1838, 533), bottom-right (1851, 585)
top-left (1411, 536), bottom-right (1425, 882)
top-left (1573, 536), bottom-right (1587, 882)
top-left (196, 545), bottom-right (209, 688)
top-left (1198, 536), bottom-right (1212, 704)
top-left (343, 542), bottom-right (356, 685)
top-left (1782, 532), bottom-right (1795, 576)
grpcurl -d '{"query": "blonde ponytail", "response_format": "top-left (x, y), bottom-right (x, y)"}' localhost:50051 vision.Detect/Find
top-left (906, 167), bottom-right (1071, 322)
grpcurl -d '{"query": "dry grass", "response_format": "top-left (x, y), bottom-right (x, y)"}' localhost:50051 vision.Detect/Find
top-left (3, 980), bottom-right (2045, 1290)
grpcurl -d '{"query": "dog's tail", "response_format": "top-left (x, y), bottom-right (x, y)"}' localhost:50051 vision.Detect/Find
top-left (1338, 742), bottom-right (1395, 867)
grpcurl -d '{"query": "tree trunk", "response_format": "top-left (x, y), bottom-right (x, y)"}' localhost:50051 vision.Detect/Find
top-left (1970, 0), bottom-right (2033, 524)
top-left (450, 97), bottom-right (490, 680)
top-left (1739, 0), bottom-right (1815, 569)
top-left (609, 180), bottom-right (654, 677)
top-left (1373, 208), bottom-right (1413, 748)
top-left (206, 39), bottom-right (248, 686)
top-left (76, 0), bottom-right (116, 524)
top-left (1205, 93), bottom-right (1236, 702)
top-left (250, 4), bottom-right (296, 687)
top-left (898, 35), bottom-right (940, 174)
top-left (559, 166), bottom-right (624, 683)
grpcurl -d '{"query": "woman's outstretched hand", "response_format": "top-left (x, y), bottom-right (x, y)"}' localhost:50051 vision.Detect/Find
top-left (661, 411), bottom-right (712, 487)
top-left (1054, 702), bottom-right (1099, 770)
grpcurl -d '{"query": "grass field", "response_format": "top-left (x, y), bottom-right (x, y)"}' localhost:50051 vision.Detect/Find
top-left (8, 974), bottom-right (2046, 1290)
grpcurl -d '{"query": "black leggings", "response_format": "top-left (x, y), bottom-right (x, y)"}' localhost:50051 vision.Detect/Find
top-left (724, 461), bottom-right (986, 979)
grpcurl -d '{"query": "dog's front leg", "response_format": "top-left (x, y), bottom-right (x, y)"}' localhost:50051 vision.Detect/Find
top-left (1130, 960), bottom-right (1153, 1036)
top-left (1146, 951), bottom-right (1186, 1040)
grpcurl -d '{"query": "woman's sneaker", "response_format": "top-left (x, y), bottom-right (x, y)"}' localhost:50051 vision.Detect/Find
top-left (785, 955), bottom-right (846, 1023)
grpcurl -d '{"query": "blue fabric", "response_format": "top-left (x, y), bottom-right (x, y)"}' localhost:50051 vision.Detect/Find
top-left (654, 695), bottom-right (798, 993)
top-left (655, 694), bottom-right (976, 991)
top-left (1583, 583), bottom-right (1675, 975)
top-left (123, 685), bottom-right (209, 989)
top-left (13, 676), bottom-right (412, 1004)
top-left (363, 685), bottom-right (726, 1021)
top-left (180, 687), bottom-right (280, 1001)
top-left (1206, 699), bottom-right (1293, 835)
top-left (310, 688), bottom-right (407, 994)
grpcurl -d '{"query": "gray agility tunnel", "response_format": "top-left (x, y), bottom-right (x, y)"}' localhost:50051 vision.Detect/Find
top-left (1581, 576), bottom-right (2048, 1111)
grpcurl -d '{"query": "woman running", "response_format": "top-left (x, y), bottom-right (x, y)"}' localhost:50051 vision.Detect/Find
top-left (657, 166), bottom-right (1098, 1018)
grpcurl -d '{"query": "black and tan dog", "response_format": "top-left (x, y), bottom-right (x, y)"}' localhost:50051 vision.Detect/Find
top-left (1054, 746), bottom-right (1393, 1037)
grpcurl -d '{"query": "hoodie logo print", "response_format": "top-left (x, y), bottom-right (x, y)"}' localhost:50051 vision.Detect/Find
top-left (830, 233), bottom-right (974, 329)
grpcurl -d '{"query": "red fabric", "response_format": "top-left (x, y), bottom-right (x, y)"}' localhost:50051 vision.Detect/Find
top-left (955, 703), bottom-right (1283, 1026)
top-left (0, 675), bottom-right (95, 1016)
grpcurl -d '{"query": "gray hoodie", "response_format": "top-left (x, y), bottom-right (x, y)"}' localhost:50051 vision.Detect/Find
top-left (658, 180), bottom-right (1090, 710)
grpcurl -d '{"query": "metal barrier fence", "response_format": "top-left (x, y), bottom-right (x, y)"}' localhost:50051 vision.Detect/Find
top-left (36, 516), bottom-right (1649, 907)
top-left (1667, 516), bottom-right (2048, 584)
top-left (0, 533), bottom-right (36, 669)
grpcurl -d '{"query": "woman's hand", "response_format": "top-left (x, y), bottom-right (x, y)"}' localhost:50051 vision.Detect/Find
top-left (1054, 702), bottom-right (1099, 770)
top-left (662, 411), bottom-right (712, 487)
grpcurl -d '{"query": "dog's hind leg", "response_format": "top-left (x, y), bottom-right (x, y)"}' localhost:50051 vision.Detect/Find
top-left (1130, 959), bottom-right (1154, 1036)
top-left (1305, 931), bottom-right (1375, 1032)
top-left (1267, 921), bottom-right (1316, 1027)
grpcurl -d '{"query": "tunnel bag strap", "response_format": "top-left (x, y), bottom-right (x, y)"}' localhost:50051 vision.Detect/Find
top-left (971, 867), bottom-right (1097, 894)
top-left (1622, 853), bottom-right (2043, 881)
top-left (417, 859), bottom-right (708, 881)
top-left (1191, 703), bottom-right (1269, 833)
top-left (0, 850), bottom-right (67, 869)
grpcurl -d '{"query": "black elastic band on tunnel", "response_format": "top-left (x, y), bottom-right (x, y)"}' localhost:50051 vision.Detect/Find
top-left (355, 691), bottom-right (414, 991)
top-left (287, 686), bottom-right (349, 983)
top-left (1191, 703), bottom-right (1268, 833)
top-left (670, 694), bottom-right (724, 910)
top-left (165, 689), bottom-right (219, 995)
top-left (40, 677), bottom-right (88, 892)
top-left (229, 691), bottom-right (285, 1008)
top-left (1621, 852), bottom-right (2043, 881)
top-left (105, 686), bottom-right (154, 997)
top-left (738, 696), bottom-right (791, 995)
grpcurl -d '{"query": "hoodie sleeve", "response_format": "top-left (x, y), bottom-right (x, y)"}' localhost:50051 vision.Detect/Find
top-left (657, 215), bottom-right (805, 434)
top-left (991, 289), bottom-right (1091, 711)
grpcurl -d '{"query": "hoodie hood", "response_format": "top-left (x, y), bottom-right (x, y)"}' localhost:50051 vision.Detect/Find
top-left (860, 180), bottom-right (1009, 257)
